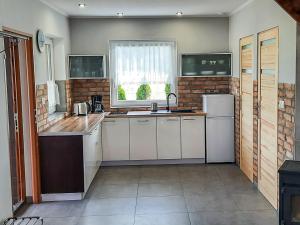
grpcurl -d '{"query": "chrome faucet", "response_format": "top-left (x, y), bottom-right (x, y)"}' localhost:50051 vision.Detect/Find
top-left (166, 93), bottom-right (177, 112)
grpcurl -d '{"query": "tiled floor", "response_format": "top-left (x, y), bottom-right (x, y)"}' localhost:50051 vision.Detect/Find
top-left (18, 164), bottom-right (278, 225)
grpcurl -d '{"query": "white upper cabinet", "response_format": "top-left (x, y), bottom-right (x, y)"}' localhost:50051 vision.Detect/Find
top-left (130, 118), bottom-right (157, 160)
top-left (181, 116), bottom-right (205, 159)
top-left (102, 118), bottom-right (130, 161)
top-left (157, 117), bottom-right (181, 159)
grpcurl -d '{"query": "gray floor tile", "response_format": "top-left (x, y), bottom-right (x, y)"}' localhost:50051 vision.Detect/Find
top-left (21, 201), bottom-right (86, 218)
top-left (102, 173), bottom-right (140, 185)
top-left (231, 193), bottom-right (273, 211)
top-left (236, 210), bottom-right (278, 225)
top-left (136, 196), bottom-right (187, 214)
top-left (185, 193), bottom-right (239, 212)
top-left (189, 211), bottom-right (240, 225)
top-left (87, 184), bottom-right (138, 199)
top-left (182, 179), bottom-right (226, 195)
top-left (82, 198), bottom-right (136, 216)
top-left (43, 217), bottom-right (79, 225)
top-left (138, 183), bottom-right (183, 197)
top-left (77, 215), bottom-right (134, 225)
top-left (135, 213), bottom-right (191, 225)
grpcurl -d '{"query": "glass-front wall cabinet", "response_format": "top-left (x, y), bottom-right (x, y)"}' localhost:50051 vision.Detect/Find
top-left (181, 53), bottom-right (232, 76)
top-left (69, 55), bottom-right (106, 79)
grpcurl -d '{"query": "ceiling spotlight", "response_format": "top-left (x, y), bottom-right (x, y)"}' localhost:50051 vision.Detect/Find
top-left (176, 11), bottom-right (183, 16)
top-left (117, 12), bottom-right (124, 17)
top-left (78, 1), bottom-right (87, 8)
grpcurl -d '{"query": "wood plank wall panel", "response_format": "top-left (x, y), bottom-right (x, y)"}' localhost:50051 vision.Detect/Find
top-left (240, 36), bottom-right (254, 182)
top-left (258, 27), bottom-right (279, 209)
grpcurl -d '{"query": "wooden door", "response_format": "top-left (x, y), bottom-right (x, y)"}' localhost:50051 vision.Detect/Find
top-left (4, 37), bottom-right (26, 209)
top-left (258, 27), bottom-right (279, 209)
top-left (240, 35), bottom-right (254, 182)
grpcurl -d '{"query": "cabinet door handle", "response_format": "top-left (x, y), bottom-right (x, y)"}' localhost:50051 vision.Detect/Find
top-left (167, 119), bottom-right (179, 122)
top-left (137, 120), bottom-right (149, 123)
top-left (183, 118), bottom-right (196, 121)
top-left (103, 120), bottom-right (116, 123)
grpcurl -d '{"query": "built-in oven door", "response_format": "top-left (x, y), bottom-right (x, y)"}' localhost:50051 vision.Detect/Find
top-left (281, 187), bottom-right (300, 225)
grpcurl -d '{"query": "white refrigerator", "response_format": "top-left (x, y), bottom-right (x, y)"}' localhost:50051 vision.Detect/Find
top-left (203, 94), bottom-right (235, 163)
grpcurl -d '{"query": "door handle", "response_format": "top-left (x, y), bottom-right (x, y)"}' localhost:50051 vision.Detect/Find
top-left (183, 118), bottom-right (196, 121)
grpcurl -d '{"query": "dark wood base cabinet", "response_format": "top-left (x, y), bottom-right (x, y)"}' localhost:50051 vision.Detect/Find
top-left (39, 124), bottom-right (102, 201)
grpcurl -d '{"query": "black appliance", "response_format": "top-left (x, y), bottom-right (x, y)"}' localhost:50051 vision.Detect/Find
top-left (91, 95), bottom-right (104, 113)
top-left (279, 160), bottom-right (300, 225)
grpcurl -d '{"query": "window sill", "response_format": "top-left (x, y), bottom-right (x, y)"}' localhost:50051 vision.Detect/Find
top-left (48, 112), bottom-right (65, 123)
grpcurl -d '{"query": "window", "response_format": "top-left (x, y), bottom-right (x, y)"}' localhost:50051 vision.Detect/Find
top-left (45, 38), bottom-right (60, 115)
top-left (110, 41), bottom-right (177, 107)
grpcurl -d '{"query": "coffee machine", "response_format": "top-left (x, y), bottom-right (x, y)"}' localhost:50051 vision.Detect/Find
top-left (91, 95), bottom-right (104, 113)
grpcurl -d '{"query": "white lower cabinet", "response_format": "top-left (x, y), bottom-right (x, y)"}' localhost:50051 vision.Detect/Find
top-left (181, 116), bottom-right (206, 159)
top-left (130, 118), bottom-right (157, 160)
top-left (102, 118), bottom-right (130, 161)
top-left (83, 123), bottom-right (102, 192)
top-left (157, 117), bottom-right (181, 159)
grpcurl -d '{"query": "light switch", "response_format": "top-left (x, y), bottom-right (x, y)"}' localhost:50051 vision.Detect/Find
top-left (279, 100), bottom-right (285, 109)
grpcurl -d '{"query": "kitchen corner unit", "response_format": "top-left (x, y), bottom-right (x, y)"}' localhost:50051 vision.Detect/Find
top-left (38, 113), bottom-right (106, 201)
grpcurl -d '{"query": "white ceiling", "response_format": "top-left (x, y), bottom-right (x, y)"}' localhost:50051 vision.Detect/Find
top-left (40, 0), bottom-right (251, 17)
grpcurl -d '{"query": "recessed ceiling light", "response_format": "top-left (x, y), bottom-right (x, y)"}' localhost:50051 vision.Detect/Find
top-left (176, 11), bottom-right (183, 16)
top-left (78, 2), bottom-right (87, 8)
top-left (117, 12), bottom-right (124, 17)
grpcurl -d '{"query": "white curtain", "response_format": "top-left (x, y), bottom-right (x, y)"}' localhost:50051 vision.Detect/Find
top-left (110, 41), bottom-right (177, 87)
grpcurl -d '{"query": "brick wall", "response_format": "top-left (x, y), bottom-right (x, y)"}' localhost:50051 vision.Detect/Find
top-left (36, 82), bottom-right (72, 133)
top-left (234, 79), bottom-right (296, 183)
top-left (229, 77), bottom-right (240, 165)
top-left (71, 77), bottom-right (230, 112)
top-left (36, 84), bottom-right (48, 132)
top-left (278, 83), bottom-right (295, 168)
top-left (253, 80), bottom-right (259, 183)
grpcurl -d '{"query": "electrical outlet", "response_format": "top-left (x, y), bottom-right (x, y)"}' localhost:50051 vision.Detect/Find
top-left (42, 97), bottom-right (46, 105)
top-left (279, 100), bottom-right (285, 109)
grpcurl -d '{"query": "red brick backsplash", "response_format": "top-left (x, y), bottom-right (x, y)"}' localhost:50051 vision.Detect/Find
top-left (36, 82), bottom-right (71, 133)
top-left (229, 77), bottom-right (240, 166)
top-left (71, 77), bottom-right (231, 112)
top-left (253, 80), bottom-right (259, 183)
top-left (278, 83), bottom-right (295, 168)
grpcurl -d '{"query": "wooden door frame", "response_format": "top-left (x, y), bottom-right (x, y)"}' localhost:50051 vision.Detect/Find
top-left (3, 27), bottom-right (41, 204)
top-left (239, 35), bottom-right (254, 183)
top-left (4, 36), bottom-right (27, 208)
top-left (257, 26), bottom-right (279, 209)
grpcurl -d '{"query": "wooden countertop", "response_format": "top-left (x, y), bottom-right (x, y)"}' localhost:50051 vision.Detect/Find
top-left (39, 113), bottom-right (108, 136)
top-left (105, 110), bottom-right (206, 118)
top-left (39, 111), bottom-right (206, 136)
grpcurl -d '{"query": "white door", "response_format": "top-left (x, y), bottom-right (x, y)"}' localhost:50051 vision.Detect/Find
top-left (181, 116), bottom-right (205, 159)
top-left (130, 118), bottom-right (157, 160)
top-left (157, 117), bottom-right (181, 159)
top-left (206, 117), bottom-right (234, 163)
top-left (102, 118), bottom-right (130, 161)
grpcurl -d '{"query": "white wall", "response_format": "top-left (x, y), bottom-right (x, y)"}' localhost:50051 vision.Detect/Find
top-left (1, 0), bottom-right (71, 84)
top-left (0, 1), bottom-right (13, 222)
top-left (229, 0), bottom-right (297, 83)
top-left (0, 0), bottom-right (70, 221)
top-left (70, 17), bottom-right (229, 60)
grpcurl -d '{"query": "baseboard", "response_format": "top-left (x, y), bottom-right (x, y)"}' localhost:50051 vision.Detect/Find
top-left (101, 158), bottom-right (205, 166)
top-left (41, 193), bottom-right (84, 202)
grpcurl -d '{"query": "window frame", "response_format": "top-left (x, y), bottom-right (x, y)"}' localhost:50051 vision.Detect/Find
top-left (109, 40), bottom-right (178, 108)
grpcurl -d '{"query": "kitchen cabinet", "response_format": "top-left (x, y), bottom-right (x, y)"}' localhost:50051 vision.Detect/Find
top-left (83, 123), bottom-right (102, 191)
top-left (102, 118), bottom-right (130, 161)
top-left (130, 118), bottom-right (157, 160)
top-left (157, 117), bottom-right (181, 159)
top-left (39, 124), bottom-right (102, 199)
top-left (181, 116), bottom-right (205, 159)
